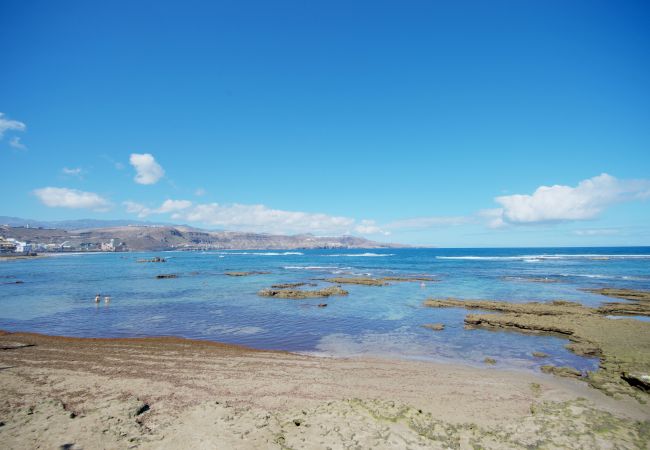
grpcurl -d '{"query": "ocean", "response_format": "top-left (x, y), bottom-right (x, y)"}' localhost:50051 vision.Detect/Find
top-left (2, 247), bottom-right (649, 373)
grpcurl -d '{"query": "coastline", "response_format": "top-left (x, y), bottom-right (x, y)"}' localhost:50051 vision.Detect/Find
top-left (1, 331), bottom-right (649, 449)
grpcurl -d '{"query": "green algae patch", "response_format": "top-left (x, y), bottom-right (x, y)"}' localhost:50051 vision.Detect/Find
top-left (424, 297), bottom-right (650, 400)
top-left (346, 398), bottom-right (650, 449)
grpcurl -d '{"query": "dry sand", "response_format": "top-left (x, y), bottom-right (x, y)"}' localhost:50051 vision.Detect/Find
top-left (1, 331), bottom-right (649, 449)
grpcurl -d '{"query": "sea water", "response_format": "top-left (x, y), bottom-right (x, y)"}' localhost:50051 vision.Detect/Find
top-left (2, 247), bottom-right (649, 373)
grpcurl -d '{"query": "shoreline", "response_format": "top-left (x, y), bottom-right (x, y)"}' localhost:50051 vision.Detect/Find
top-left (2, 330), bottom-right (649, 449)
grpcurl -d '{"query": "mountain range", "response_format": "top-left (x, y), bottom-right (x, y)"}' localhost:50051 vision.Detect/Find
top-left (0, 217), bottom-right (404, 251)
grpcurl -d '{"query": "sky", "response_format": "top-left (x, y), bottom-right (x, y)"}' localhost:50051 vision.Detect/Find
top-left (1, 0), bottom-right (649, 247)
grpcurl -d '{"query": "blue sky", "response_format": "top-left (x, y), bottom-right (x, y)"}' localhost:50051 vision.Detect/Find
top-left (1, 0), bottom-right (649, 246)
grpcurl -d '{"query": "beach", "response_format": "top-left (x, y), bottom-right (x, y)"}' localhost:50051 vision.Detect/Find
top-left (1, 331), bottom-right (649, 449)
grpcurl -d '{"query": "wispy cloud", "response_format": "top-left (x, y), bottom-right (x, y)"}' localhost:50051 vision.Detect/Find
top-left (9, 136), bottom-right (26, 150)
top-left (124, 200), bottom-right (366, 235)
top-left (0, 112), bottom-right (26, 139)
top-left (384, 216), bottom-right (470, 231)
top-left (129, 153), bottom-right (164, 185)
top-left (487, 173), bottom-right (650, 227)
top-left (123, 199), bottom-right (193, 218)
top-left (573, 228), bottom-right (620, 236)
top-left (195, 187), bottom-right (206, 197)
top-left (61, 167), bottom-right (84, 178)
top-left (34, 187), bottom-right (111, 211)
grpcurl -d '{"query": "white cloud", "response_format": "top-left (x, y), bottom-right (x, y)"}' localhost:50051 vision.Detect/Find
top-left (490, 174), bottom-right (650, 226)
top-left (0, 112), bottom-right (26, 139)
top-left (158, 199), bottom-right (193, 213)
top-left (573, 228), bottom-right (619, 236)
top-left (129, 153), bottom-right (164, 185)
top-left (178, 203), bottom-right (356, 235)
top-left (384, 216), bottom-right (470, 230)
top-left (354, 219), bottom-right (389, 235)
top-left (34, 187), bottom-right (111, 211)
top-left (9, 136), bottom-right (26, 150)
top-left (195, 188), bottom-right (206, 197)
top-left (62, 167), bottom-right (84, 178)
top-left (125, 200), bottom-right (361, 235)
top-left (123, 199), bottom-right (192, 218)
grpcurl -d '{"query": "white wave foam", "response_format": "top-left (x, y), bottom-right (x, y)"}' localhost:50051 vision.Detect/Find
top-left (324, 253), bottom-right (395, 257)
top-left (437, 254), bottom-right (650, 261)
top-left (218, 251), bottom-right (303, 256)
top-left (283, 265), bottom-right (351, 270)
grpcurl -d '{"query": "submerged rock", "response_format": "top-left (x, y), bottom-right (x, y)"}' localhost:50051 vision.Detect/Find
top-left (532, 351), bottom-right (549, 358)
top-left (541, 365), bottom-right (582, 379)
top-left (258, 286), bottom-right (348, 299)
top-left (271, 282), bottom-right (317, 289)
top-left (225, 271), bottom-right (270, 277)
top-left (421, 323), bottom-right (445, 331)
top-left (137, 256), bottom-right (166, 263)
top-left (423, 296), bottom-right (650, 400)
top-left (325, 276), bottom-right (438, 286)
top-left (501, 276), bottom-right (559, 283)
top-left (583, 288), bottom-right (650, 302)
top-left (325, 277), bottom-right (388, 286)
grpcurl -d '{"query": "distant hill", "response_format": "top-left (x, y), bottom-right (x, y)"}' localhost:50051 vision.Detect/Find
top-left (0, 220), bottom-right (404, 251)
top-left (0, 216), bottom-right (175, 230)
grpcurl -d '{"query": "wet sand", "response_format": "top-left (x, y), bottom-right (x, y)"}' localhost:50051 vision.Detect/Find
top-left (1, 331), bottom-right (649, 449)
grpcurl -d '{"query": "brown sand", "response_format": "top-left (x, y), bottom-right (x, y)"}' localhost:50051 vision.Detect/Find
top-left (1, 331), bottom-right (649, 449)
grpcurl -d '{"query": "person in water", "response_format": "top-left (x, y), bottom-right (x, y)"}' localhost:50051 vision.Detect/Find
top-left (104, 295), bottom-right (111, 303)
top-left (94, 294), bottom-right (101, 303)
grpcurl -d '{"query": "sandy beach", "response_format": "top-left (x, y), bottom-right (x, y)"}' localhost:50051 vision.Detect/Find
top-left (1, 331), bottom-right (649, 449)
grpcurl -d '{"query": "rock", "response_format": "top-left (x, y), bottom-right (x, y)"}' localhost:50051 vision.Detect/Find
top-left (532, 351), bottom-right (549, 358)
top-left (541, 365), bottom-right (582, 379)
top-left (225, 271), bottom-right (270, 277)
top-left (564, 342), bottom-right (601, 357)
top-left (317, 303), bottom-right (328, 308)
top-left (155, 274), bottom-right (177, 279)
top-left (137, 256), bottom-right (166, 263)
top-left (258, 286), bottom-right (348, 299)
top-left (325, 277), bottom-right (388, 286)
top-left (622, 373), bottom-right (650, 392)
top-left (423, 297), bottom-right (650, 399)
top-left (271, 282), bottom-right (317, 289)
top-left (582, 288), bottom-right (650, 302)
top-left (421, 323), bottom-right (445, 331)
top-left (382, 276), bottom-right (438, 282)
top-left (484, 357), bottom-right (497, 365)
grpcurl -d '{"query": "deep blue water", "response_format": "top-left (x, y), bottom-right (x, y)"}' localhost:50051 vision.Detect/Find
top-left (2, 247), bottom-right (649, 373)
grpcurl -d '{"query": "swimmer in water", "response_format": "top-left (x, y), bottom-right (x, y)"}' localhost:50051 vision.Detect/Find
top-left (104, 295), bottom-right (111, 303)
top-left (94, 294), bottom-right (101, 303)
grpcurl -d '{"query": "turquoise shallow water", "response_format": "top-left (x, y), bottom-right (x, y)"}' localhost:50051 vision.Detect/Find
top-left (1, 247), bottom-right (649, 373)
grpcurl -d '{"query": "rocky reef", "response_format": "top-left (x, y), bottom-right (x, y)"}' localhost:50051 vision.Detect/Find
top-left (421, 323), bottom-right (445, 331)
top-left (224, 271), bottom-right (270, 277)
top-left (325, 276), bottom-right (437, 286)
top-left (271, 282), bottom-right (317, 289)
top-left (424, 293), bottom-right (650, 400)
top-left (137, 256), bottom-right (166, 263)
top-left (258, 286), bottom-right (348, 299)
top-left (501, 276), bottom-right (559, 283)
top-left (325, 277), bottom-right (389, 286)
